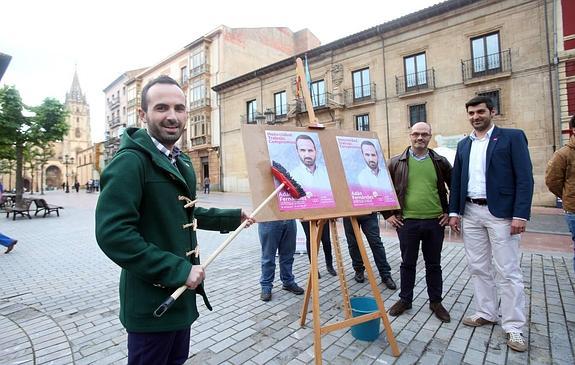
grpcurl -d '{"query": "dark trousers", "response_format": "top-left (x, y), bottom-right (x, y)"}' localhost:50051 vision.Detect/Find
top-left (300, 221), bottom-right (333, 266)
top-left (127, 328), bottom-right (190, 365)
top-left (396, 218), bottom-right (444, 304)
top-left (343, 213), bottom-right (391, 278)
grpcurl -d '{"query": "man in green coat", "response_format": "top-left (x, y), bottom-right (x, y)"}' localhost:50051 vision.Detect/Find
top-left (96, 75), bottom-right (253, 364)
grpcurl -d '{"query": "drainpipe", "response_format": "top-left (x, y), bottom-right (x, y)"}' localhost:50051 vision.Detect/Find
top-left (218, 92), bottom-right (224, 192)
top-left (544, 0), bottom-right (557, 151)
top-left (379, 30), bottom-right (391, 158)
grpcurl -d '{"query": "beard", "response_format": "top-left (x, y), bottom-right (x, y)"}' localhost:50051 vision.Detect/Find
top-left (147, 118), bottom-right (184, 146)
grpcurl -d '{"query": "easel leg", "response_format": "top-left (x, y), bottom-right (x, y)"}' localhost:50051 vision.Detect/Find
top-left (349, 217), bottom-right (400, 356)
top-left (330, 219), bottom-right (352, 319)
top-left (310, 220), bottom-right (324, 364)
top-left (299, 220), bottom-right (325, 326)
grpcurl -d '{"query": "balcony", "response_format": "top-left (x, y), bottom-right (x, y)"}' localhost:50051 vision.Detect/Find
top-left (191, 135), bottom-right (210, 146)
top-left (345, 83), bottom-right (376, 106)
top-left (127, 98), bottom-right (137, 108)
top-left (190, 64), bottom-right (210, 77)
top-left (396, 69), bottom-right (435, 97)
top-left (108, 97), bottom-right (120, 110)
top-left (462, 49), bottom-right (511, 83)
top-left (189, 97), bottom-right (211, 111)
top-left (109, 117), bottom-right (121, 128)
top-left (298, 92), bottom-right (333, 112)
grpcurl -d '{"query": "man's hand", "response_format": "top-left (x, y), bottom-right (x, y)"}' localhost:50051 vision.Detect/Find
top-left (449, 216), bottom-right (461, 234)
top-left (386, 215), bottom-right (404, 228)
top-left (185, 265), bottom-right (205, 289)
top-left (510, 219), bottom-right (526, 235)
top-left (438, 213), bottom-right (449, 226)
top-left (241, 210), bottom-right (256, 228)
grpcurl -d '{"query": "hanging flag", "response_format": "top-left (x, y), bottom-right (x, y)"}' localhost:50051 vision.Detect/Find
top-left (304, 54), bottom-right (313, 104)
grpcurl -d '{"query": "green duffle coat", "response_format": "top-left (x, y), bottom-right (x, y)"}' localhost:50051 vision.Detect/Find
top-left (95, 128), bottom-right (241, 332)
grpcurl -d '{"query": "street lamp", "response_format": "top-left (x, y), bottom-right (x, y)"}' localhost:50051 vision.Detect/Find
top-left (59, 154), bottom-right (74, 193)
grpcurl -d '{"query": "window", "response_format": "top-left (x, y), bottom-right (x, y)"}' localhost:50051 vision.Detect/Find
top-left (274, 91), bottom-right (287, 116)
top-left (477, 90), bottom-right (501, 115)
top-left (127, 110), bottom-right (136, 127)
top-left (75, 127), bottom-right (82, 138)
top-left (409, 104), bottom-right (427, 126)
top-left (180, 66), bottom-right (188, 84)
top-left (404, 53), bottom-right (427, 89)
top-left (352, 68), bottom-right (371, 100)
top-left (471, 32), bottom-right (500, 74)
top-left (310, 80), bottom-right (326, 108)
top-left (190, 79), bottom-right (206, 102)
top-left (190, 50), bottom-right (206, 75)
top-left (247, 99), bottom-right (257, 123)
top-left (355, 114), bottom-right (370, 131)
top-left (191, 114), bottom-right (206, 137)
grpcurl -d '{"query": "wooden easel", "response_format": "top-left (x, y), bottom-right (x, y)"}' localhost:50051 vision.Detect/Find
top-left (299, 216), bottom-right (400, 364)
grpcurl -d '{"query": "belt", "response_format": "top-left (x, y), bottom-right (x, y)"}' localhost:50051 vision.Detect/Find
top-left (466, 197), bottom-right (487, 206)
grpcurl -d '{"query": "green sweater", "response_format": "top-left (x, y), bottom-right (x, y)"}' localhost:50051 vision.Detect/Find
top-left (95, 128), bottom-right (241, 332)
top-left (402, 156), bottom-right (443, 219)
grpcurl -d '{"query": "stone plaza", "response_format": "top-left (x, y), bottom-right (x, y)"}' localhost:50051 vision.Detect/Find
top-left (0, 191), bottom-right (574, 364)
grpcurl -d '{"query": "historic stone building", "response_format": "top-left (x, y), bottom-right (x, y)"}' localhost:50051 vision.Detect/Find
top-left (557, 0), bottom-right (575, 144)
top-left (213, 0), bottom-right (567, 205)
top-left (104, 25), bottom-right (320, 190)
top-left (44, 70), bottom-right (92, 190)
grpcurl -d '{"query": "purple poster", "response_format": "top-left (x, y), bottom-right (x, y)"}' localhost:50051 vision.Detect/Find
top-left (336, 136), bottom-right (398, 208)
top-left (265, 130), bottom-right (335, 211)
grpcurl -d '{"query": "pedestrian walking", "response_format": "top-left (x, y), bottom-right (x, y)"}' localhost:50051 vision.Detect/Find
top-left (258, 220), bottom-right (305, 302)
top-left (384, 121), bottom-right (452, 322)
top-left (203, 176), bottom-right (210, 194)
top-left (449, 95), bottom-right (534, 352)
top-left (95, 75), bottom-right (254, 365)
top-left (545, 115), bottom-right (575, 271)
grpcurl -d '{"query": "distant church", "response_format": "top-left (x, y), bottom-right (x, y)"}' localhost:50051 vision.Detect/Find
top-left (44, 69), bottom-right (92, 189)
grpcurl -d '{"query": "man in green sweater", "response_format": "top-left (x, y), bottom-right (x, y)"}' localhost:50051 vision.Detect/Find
top-left (383, 122), bottom-right (452, 322)
top-left (95, 75), bottom-right (253, 364)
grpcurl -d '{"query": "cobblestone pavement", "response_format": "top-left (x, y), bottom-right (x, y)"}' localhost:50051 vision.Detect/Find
top-left (0, 191), bottom-right (574, 364)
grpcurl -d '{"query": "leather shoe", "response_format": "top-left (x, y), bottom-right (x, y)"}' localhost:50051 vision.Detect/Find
top-left (382, 276), bottom-right (397, 290)
top-left (354, 271), bottom-right (365, 283)
top-left (5, 240), bottom-right (17, 254)
top-left (388, 299), bottom-right (412, 316)
top-left (326, 265), bottom-right (337, 276)
top-left (282, 284), bottom-right (304, 295)
top-left (429, 302), bottom-right (451, 323)
top-left (260, 291), bottom-right (272, 302)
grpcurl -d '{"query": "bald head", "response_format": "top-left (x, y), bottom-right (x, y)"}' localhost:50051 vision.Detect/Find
top-left (409, 122), bottom-right (432, 155)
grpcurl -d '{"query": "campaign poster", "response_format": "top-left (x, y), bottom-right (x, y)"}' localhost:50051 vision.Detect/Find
top-left (265, 130), bottom-right (335, 211)
top-left (336, 136), bottom-right (398, 208)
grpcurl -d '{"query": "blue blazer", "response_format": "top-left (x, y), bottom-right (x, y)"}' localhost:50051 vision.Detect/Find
top-left (448, 126), bottom-right (534, 220)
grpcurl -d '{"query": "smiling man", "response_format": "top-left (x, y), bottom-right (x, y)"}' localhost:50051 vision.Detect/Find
top-left (449, 96), bottom-right (533, 352)
top-left (96, 75), bottom-right (254, 365)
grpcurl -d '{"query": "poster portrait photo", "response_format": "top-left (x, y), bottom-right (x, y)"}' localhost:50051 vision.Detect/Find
top-left (336, 136), bottom-right (398, 208)
top-left (265, 130), bottom-right (335, 211)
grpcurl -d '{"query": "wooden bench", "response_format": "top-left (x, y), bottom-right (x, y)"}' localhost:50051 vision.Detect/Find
top-left (5, 198), bottom-right (33, 220)
top-left (33, 198), bottom-right (63, 217)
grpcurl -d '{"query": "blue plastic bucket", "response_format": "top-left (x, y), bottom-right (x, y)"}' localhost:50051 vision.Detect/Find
top-left (350, 296), bottom-right (381, 341)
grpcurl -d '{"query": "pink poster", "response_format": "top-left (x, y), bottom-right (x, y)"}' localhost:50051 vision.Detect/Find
top-left (265, 130), bottom-right (335, 211)
top-left (336, 136), bottom-right (398, 208)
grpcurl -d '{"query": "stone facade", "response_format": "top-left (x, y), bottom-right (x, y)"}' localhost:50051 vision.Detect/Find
top-left (106, 25), bottom-right (320, 191)
top-left (214, 0), bottom-right (562, 206)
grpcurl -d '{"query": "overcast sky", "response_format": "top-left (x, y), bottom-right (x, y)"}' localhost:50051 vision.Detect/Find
top-left (1, 0), bottom-right (440, 143)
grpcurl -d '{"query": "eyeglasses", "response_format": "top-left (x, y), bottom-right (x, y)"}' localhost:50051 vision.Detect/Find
top-left (410, 132), bottom-right (431, 138)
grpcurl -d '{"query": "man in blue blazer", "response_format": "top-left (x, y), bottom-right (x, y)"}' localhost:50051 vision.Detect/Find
top-left (448, 96), bottom-right (533, 352)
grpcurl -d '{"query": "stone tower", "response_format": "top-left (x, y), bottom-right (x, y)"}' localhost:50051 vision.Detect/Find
top-left (45, 69), bottom-right (92, 188)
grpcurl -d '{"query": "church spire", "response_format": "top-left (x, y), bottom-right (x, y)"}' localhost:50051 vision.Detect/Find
top-left (66, 67), bottom-right (86, 104)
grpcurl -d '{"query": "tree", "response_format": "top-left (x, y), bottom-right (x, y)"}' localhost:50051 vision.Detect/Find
top-left (0, 85), bottom-right (68, 202)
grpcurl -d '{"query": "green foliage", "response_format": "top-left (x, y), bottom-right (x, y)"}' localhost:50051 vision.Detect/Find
top-left (0, 85), bottom-right (69, 200)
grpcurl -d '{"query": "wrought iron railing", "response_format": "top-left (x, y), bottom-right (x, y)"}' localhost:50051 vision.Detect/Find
top-left (345, 83), bottom-right (376, 105)
top-left (462, 49), bottom-right (511, 81)
top-left (396, 69), bottom-right (435, 95)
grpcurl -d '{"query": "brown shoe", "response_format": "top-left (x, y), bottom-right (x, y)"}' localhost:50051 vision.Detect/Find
top-left (388, 300), bottom-right (412, 316)
top-left (429, 302), bottom-right (451, 323)
top-left (5, 240), bottom-right (17, 254)
top-left (462, 314), bottom-right (496, 327)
